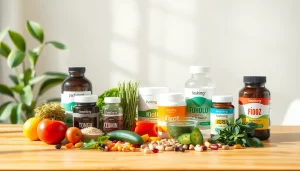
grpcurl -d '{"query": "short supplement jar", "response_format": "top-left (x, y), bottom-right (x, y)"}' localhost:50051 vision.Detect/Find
top-left (102, 97), bottom-right (123, 133)
top-left (210, 95), bottom-right (234, 136)
top-left (138, 87), bottom-right (169, 123)
top-left (157, 93), bottom-right (186, 138)
top-left (73, 95), bottom-right (99, 129)
top-left (239, 76), bottom-right (271, 140)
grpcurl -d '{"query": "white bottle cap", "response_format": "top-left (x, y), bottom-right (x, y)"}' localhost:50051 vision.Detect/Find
top-left (189, 66), bottom-right (210, 74)
top-left (104, 97), bottom-right (121, 103)
top-left (159, 93), bottom-right (184, 101)
top-left (74, 95), bottom-right (98, 103)
top-left (212, 95), bottom-right (233, 103)
top-left (138, 87), bottom-right (169, 95)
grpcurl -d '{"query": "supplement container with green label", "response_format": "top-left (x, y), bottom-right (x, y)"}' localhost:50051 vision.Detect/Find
top-left (102, 97), bottom-right (123, 133)
top-left (61, 67), bottom-right (92, 127)
top-left (185, 66), bottom-right (215, 138)
top-left (138, 87), bottom-right (169, 123)
top-left (210, 95), bottom-right (234, 136)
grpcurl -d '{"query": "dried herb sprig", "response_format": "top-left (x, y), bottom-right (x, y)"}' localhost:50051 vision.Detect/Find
top-left (118, 81), bottom-right (139, 130)
top-left (34, 102), bottom-right (66, 121)
top-left (209, 117), bottom-right (264, 147)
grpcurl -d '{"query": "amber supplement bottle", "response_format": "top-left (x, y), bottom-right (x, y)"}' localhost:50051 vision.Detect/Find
top-left (61, 67), bottom-right (92, 127)
top-left (239, 76), bottom-right (271, 140)
top-left (210, 95), bottom-right (234, 136)
top-left (73, 95), bottom-right (99, 129)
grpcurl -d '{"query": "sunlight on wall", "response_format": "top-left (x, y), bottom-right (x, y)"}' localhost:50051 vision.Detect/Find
top-left (282, 99), bottom-right (300, 126)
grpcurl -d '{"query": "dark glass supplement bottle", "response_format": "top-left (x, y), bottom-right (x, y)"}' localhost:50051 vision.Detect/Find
top-left (210, 95), bottom-right (234, 136)
top-left (61, 67), bottom-right (92, 127)
top-left (239, 76), bottom-right (271, 140)
top-left (102, 97), bottom-right (123, 133)
top-left (73, 95), bottom-right (99, 129)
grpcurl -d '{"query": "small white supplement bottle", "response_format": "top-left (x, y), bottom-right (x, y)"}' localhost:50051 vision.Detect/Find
top-left (138, 87), bottom-right (169, 123)
top-left (185, 66), bottom-right (215, 139)
top-left (157, 93), bottom-right (186, 138)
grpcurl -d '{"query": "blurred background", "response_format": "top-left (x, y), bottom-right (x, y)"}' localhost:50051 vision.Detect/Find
top-left (0, 0), bottom-right (299, 125)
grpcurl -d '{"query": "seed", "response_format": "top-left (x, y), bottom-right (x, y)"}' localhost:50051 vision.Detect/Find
top-left (179, 147), bottom-right (185, 152)
top-left (112, 140), bottom-right (118, 143)
top-left (130, 147), bottom-right (136, 152)
top-left (165, 146), bottom-right (173, 151)
top-left (156, 145), bottom-right (165, 151)
top-left (189, 144), bottom-right (195, 150)
top-left (105, 146), bottom-right (110, 152)
top-left (144, 149), bottom-right (152, 154)
top-left (204, 141), bottom-right (211, 148)
top-left (195, 146), bottom-right (203, 152)
top-left (131, 144), bottom-right (138, 148)
top-left (217, 143), bottom-right (223, 148)
top-left (210, 144), bottom-right (218, 150)
top-left (75, 142), bottom-right (83, 148)
top-left (173, 146), bottom-right (179, 151)
top-left (196, 144), bottom-right (201, 148)
top-left (183, 144), bottom-right (188, 150)
top-left (152, 148), bottom-right (159, 153)
top-left (222, 145), bottom-right (230, 150)
top-left (234, 144), bottom-right (242, 149)
top-left (55, 144), bottom-right (61, 149)
top-left (65, 143), bottom-right (73, 149)
top-left (140, 144), bottom-right (148, 149)
top-left (202, 146), bottom-right (208, 151)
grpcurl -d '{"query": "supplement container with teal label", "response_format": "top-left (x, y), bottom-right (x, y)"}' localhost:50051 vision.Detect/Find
top-left (185, 66), bottom-right (215, 138)
top-left (138, 87), bottom-right (169, 123)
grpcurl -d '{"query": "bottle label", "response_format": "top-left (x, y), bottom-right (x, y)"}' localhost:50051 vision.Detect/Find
top-left (102, 114), bottom-right (123, 133)
top-left (73, 112), bottom-right (99, 129)
top-left (210, 108), bottom-right (234, 135)
top-left (185, 88), bottom-right (214, 130)
top-left (157, 106), bottom-right (186, 138)
top-left (61, 91), bottom-right (92, 126)
top-left (138, 95), bottom-right (158, 123)
top-left (239, 97), bottom-right (270, 130)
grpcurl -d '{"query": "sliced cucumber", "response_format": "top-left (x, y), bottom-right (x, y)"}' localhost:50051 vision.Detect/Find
top-left (190, 127), bottom-right (203, 145)
top-left (177, 133), bottom-right (192, 145)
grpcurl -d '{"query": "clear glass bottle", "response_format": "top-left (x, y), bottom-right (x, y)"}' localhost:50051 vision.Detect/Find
top-left (102, 97), bottom-right (123, 133)
top-left (61, 67), bottom-right (92, 127)
top-left (185, 66), bottom-right (215, 139)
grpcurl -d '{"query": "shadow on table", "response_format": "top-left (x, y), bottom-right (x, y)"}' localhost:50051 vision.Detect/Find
top-left (266, 133), bottom-right (300, 144)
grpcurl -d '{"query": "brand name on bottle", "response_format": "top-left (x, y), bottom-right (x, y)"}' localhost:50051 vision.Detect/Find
top-left (68, 92), bottom-right (85, 98)
top-left (146, 100), bottom-right (157, 104)
top-left (192, 91), bottom-right (206, 96)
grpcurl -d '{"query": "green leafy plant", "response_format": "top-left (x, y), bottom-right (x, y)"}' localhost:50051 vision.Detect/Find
top-left (0, 20), bottom-right (68, 124)
top-left (209, 117), bottom-right (264, 147)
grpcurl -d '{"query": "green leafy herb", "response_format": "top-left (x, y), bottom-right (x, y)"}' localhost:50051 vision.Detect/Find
top-left (209, 117), bottom-right (264, 147)
top-left (80, 135), bottom-right (110, 150)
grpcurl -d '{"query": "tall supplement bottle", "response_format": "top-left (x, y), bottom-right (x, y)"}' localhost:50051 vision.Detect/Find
top-left (185, 66), bottom-right (215, 138)
top-left (61, 67), bottom-right (92, 127)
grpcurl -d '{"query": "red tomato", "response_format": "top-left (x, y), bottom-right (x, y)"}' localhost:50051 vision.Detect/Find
top-left (37, 119), bottom-right (67, 144)
top-left (65, 127), bottom-right (83, 144)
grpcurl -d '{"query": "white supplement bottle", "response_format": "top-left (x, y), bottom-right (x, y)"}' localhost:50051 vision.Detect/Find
top-left (185, 66), bottom-right (215, 138)
top-left (157, 93), bottom-right (186, 138)
top-left (138, 87), bottom-right (169, 123)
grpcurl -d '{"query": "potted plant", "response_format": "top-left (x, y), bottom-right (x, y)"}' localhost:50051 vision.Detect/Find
top-left (0, 20), bottom-right (67, 123)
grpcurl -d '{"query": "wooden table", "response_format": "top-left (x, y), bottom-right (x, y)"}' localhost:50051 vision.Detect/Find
top-left (0, 125), bottom-right (299, 170)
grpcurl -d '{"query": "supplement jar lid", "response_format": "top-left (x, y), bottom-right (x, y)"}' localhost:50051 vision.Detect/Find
top-left (74, 95), bottom-right (98, 103)
top-left (159, 93), bottom-right (184, 101)
top-left (104, 97), bottom-right (121, 103)
top-left (243, 76), bottom-right (266, 83)
top-left (212, 95), bottom-right (233, 103)
top-left (69, 67), bottom-right (86, 73)
top-left (138, 87), bottom-right (169, 95)
top-left (189, 66), bottom-right (210, 74)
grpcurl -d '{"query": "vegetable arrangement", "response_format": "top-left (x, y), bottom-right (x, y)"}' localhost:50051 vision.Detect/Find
top-left (209, 117), bottom-right (264, 147)
top-left (118, 81), bottom-right (139, 130)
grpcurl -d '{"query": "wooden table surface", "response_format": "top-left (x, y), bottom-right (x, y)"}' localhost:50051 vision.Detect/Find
top-left (0, 125), bottom-right (300, 170)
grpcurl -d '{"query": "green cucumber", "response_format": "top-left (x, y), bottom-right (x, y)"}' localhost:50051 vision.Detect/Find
top-left (106, 130), bottom-right (144, 145)
top-left (177, 133), bottom-right (192, 145)
top-left (190, 127), bottom-right (203, 145)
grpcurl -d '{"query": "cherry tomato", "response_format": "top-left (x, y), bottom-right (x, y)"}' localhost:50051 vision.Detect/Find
top-left (37, 119), bottom-right (67, 144)
top-left (65, 127), bottom-right (83, 144)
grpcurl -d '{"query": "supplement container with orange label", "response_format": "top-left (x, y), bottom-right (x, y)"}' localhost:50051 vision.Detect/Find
top-left (157, 93), bottom-right (186, 138)
top-left (239, 76), bottom-right (271, 140)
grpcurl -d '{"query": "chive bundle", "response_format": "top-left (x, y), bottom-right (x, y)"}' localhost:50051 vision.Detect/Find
top-left (118, 81), bottom-right (139, 130)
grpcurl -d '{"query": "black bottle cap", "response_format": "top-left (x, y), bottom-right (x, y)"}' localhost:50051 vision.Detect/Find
top-left (69, 67), bottom-right (86, 73)
top-left (243, 76), bottom-right (266, 83)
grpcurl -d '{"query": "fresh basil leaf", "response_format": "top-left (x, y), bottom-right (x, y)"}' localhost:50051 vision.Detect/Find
top-left (210, 134), bottom-right (220, 142)
top-left (81, 137), bottom-right (92, 143)
top-left (234, 126), bottom-right (240, 135)
top-left (235, 117), bottom-right (242, 124)
top-left (80, 139), bottom-right (98, 149)
top-left (97, 135), bottom-right (110, 143)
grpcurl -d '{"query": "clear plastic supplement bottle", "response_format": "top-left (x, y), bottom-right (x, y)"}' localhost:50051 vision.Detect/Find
top-left (185, 66), bottom-right (215, 138)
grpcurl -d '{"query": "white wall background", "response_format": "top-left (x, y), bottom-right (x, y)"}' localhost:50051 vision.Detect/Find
top-left (0, 0), bottom-right (299, 125)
